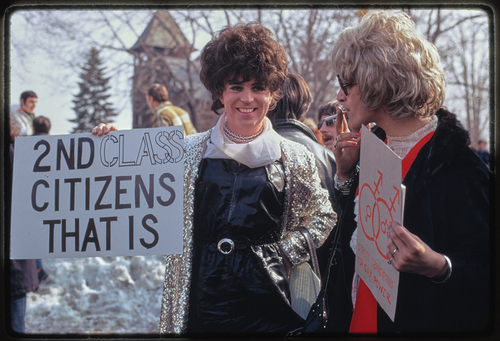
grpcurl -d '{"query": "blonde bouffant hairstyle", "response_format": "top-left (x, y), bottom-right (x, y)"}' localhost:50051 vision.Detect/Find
top-left (331, 10), bottom-right (445, 119)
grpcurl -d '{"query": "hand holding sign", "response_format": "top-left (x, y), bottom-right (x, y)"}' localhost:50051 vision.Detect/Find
top-left (386, 222), bottom-right (449, 280)
top-left (357, 124), bottom-right (402, 321)
top-left (92, 123), bottom-right (118, 136)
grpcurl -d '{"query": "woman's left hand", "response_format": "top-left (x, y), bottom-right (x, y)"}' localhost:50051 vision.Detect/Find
top-left (386, 222), bottom-right (448, 280)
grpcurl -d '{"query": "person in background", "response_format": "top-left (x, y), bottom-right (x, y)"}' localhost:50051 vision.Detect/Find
top-left (267, 73), bottom-right (339, 277)
top-left (146, 83), bottom-right (197, 136)
top-left (32, 116), bottom-right (51, 136)
top-left (327, 10), bottom-right (489, 333)
top-left (267, 73), bottom-right (337, 208)
top-left (317, 100), bottom-right (343, 151)
top-left (31, 115), bottom-right (52, 282)
top-left (475, 138), bottom-right (490, 168)
top-left (11, 90), bottom-right (37, 136)
top-left (93, 22), bottom-right (336, 336)
top-left (8, 120), bottom-right (39, 333)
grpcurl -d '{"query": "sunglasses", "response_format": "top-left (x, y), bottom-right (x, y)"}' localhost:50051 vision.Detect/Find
top-left (337, 74), bottom-right (356, 96)
top-left (317, 114), bottom-right (337, 130)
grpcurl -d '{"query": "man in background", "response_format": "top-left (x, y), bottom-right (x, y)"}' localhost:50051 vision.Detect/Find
top-left (11, 90), bottom-right (38, 136)
top-left (146, 83), bottom-right (197, 136)
top-left (267, 73), bottom-right (337, 208)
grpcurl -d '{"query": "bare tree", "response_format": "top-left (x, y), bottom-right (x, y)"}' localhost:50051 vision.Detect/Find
top-left (10, 8), bottom-right (490, 140)
top-left (10, 10), bottom-right (154, 117)
top-left (263, 9), bottom-right (358, 120)
top-left (406, 8), bottom-right (490, 147)
top-left (442, 15), bottom-right (489, 148)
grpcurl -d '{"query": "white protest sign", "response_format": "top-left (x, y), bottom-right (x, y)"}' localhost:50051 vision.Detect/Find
top-left (356, 124), bottom-right (404, 321)
top-left (10, 127), bottom-right (184, 259)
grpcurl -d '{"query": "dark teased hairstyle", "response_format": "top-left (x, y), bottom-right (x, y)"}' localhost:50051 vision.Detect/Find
top-left (317, 101), bottom-right (341, 122)
top-left (20, 90), bottom-right (37, 103)
top-left (147, 83), bottom-right (169, 102)
top-left (199, 22), bottom-right (288, 114)
top-left (33, 116), bottom-right (51, 135)
top-left (267, 73), bottom-right (312, 121)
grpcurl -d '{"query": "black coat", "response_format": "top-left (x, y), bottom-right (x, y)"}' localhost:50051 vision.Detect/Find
top-left (271, 119), bottom-right (339, 274)
top-left (328, 109), bottom-right (490, 334)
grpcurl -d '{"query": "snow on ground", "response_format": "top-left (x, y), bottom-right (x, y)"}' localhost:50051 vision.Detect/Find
top-left (25, 255), bottom-right (166, 334)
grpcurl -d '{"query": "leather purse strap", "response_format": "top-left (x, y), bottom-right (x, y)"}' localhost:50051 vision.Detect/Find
top-left (297, 227), bottom-right (321, 279)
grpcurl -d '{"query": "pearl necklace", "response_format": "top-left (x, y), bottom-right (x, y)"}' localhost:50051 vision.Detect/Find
top-left (223, 122), bottom-right (264, 144)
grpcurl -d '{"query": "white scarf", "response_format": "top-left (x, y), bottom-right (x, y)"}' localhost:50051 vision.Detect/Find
top-left (203, 114), bottom-right (284, 168)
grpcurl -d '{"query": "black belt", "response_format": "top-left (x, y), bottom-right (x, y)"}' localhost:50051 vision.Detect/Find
top-left (202, 235), bottom-right (278, 255)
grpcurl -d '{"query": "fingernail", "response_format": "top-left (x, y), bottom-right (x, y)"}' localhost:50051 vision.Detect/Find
top-left (354, 132), bottom-right (360, 136)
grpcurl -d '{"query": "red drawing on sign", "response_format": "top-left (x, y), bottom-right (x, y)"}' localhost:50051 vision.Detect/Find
top-left (359, 170), bottom-right (400, 260)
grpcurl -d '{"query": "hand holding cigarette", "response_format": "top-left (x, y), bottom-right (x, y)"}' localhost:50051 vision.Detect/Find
top-left (331, 103), bottom-right (361, 180)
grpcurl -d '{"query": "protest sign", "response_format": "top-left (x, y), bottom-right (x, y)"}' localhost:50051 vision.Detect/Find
top-left (356, 124), bottom-right (405, 321)
top-left (10, 127), bottom-right (184, 259)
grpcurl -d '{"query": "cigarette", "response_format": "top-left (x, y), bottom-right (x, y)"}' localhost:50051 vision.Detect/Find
top-left (325, 114), bottom-right (337, 121)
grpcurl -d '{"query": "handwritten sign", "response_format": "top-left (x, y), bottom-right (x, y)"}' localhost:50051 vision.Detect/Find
top-left (357, 124), bottom-right (404, 321)
top-left (10, 127), bottom-right (184, 259)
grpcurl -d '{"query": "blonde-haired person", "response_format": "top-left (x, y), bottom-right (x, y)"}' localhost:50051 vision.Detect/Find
top-left (326, 10), bottom-right (489, 333)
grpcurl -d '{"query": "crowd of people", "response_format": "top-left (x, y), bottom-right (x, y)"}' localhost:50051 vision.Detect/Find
top-left (10, 9), bottom-right (490, 337)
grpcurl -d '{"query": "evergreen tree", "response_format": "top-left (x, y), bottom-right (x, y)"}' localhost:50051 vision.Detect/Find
top-left (69, 47), bottom-right (118, 133)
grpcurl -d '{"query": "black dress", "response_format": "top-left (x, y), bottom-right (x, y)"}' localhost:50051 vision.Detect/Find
top-left (186, 158), bottom-right (304, 335)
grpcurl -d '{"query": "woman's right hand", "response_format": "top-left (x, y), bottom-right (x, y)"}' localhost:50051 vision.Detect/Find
top-left (92, 123), bottom-right (118, 136)
top-left (330, 105), bottom-right (361, 180)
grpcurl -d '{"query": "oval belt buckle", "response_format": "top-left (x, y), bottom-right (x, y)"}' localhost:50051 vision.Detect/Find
top-left (217, 238), bottom-right (235, 255)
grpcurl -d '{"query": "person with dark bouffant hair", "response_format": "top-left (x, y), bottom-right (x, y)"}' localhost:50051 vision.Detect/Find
top-left (93, 22), bottom-right (336, 336)
top-left (199, 23), bottom-right (288, 116)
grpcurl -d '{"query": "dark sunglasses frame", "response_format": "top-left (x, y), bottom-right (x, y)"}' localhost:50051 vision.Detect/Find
top-left (337, 74), bottom-right (355, 96)
top-left (317, 116), bottom-right (336, 130)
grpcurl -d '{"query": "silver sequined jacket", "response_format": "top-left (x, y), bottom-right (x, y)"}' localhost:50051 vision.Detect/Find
top-left (159, 129), bottom-right (336, 334)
